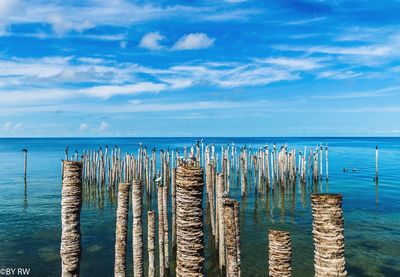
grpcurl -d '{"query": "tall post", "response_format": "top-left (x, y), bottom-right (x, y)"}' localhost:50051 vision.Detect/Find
top-left (132, 179), bottom-right (143, 277)
top-left (114, 182), bottom-right (131, 277)
top-left (147, 210), bottom-right (156, 277)
top-left (311, 194), bottom-right (346, 277)
top-left (268, 230), bottom-right (292, 277)
top-left (157, 185), bottom-right (165, 277)
top-left (61, 161), bottom-right (83, 277)
top-left (176, 162), bottom-right (204, 277)
top-left (22, 149), bottom-right (28, 182)
top-left (375, 146), bottom-right (379, 181)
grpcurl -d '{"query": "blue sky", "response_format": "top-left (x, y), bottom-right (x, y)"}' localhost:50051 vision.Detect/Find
top-left (1, 0), bottom-right (400, 137)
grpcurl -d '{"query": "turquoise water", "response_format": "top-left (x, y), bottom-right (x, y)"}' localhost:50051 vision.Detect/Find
top-left (0, 137), bottom-right (399, 276)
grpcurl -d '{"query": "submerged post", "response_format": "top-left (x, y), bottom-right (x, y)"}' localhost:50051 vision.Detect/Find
top-left (311, 194), bottom-right (346, 277)
top-left (114, 182), bottom-right (131, 277)
top-left (268, 230), bottom-right (292, 277)
top-left (176, 161), bottom-right (204, 277)
top-left (61, 161), bottom-right (82, 277)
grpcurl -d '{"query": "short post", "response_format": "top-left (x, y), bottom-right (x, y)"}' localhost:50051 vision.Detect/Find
top-left (61, 161), bottom-right (83, 277)
top-left (176, 161), bottom-right (204, 277)
top-left (268, 230), bottom-right (292, 277)
top-left (311, 194), bottom-right (346, 277)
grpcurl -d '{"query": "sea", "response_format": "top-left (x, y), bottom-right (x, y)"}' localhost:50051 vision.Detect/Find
top-left (0, 137), bottom-right (399, 276)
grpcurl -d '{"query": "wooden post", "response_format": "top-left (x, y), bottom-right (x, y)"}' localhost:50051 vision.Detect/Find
top-left (223, 198), bottom-right (239, 277)
top-left (217, 174), bottom-right (226, 271)
top-left (114, 182), bottom-right (130, 277)
top-left (176, 162), bottom-right (204, 277)
top-left (268, 230), bottom-right (292, 277)
top-left (325, 146), bottom-right (328, 181)
top-left (157, 185), bottom-right (165, 277)
top-left (61, 161), bottom-right (82, 277)
top-left (375, 146), bottom-right (379, 180)
top-left (147, 210), bottom-right (156, 277)
top-left (233, 200), bottom-right (241, 276)
top-left (171, 167), bottom-right (177, 248)
top-left (311, 194), bottom-right (346, 277)
top-left (132, 179), bottom-right (143, 277)
top-left (163, 184), bottom-right (169, 271)
top-left (22, 149), bottom-right (28, 181)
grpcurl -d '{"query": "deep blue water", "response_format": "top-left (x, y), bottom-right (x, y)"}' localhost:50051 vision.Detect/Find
top-left (0, 137), bottom-right (399, 276)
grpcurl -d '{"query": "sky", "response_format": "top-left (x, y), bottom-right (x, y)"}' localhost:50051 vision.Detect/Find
top-left (0, 0), bottom-right (400, 137)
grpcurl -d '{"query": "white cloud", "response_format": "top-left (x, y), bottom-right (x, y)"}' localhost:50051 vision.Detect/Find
top-left (0, 0), bottom-right (18, 15)
top-left (3, 121), bottom-right (23, 132)
top-left (258, 57), bottom-right (324, 70)
top-left (172, 33), bottom-right (215, 50)
top-left (98, 121), bottom-right (109, 132)
top-left (79, 123), bottom-right (89, 131)
top-left (80, 82), bottom-right (167, 99)
top-left (285, 17), bottom-right (326, 25)
top-left (139, 32), bottom-right (165, 50)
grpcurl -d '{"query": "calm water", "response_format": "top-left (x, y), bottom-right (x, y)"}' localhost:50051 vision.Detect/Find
top-left (0, 137), bottom-right (399, 277)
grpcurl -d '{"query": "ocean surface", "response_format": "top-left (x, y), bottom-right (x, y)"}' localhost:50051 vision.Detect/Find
top-left (0, 137), bottom-right (399, 277)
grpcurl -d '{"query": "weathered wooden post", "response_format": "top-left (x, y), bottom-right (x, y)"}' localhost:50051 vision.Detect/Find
top-left (268, 230), bottom-right (292, 277)
top-left (223, 198), bottom-right (239, 277)
top-left (171, 167), bottom-right (177, 248)
top-left (217, 174), bottom-right (226, 271)
top-left (157, 185), bottom-right (165, 277)
top-left (61, 161), bottom-right (83, 277)
top-left (22, 148), bottom-right (28, 181)
top-left (148, 210), bottom-right (156, 277)
top-left (176, 161), bottom-right (204, 277)
top-left (311, 194), bottom-right (346, 277)
top-left (375, 145), bottom-right (379, 181)
top-left (233, 200), bottom-right (241, 276)
top-left (325, 146), bottom-right (328, 181)
top-left (114, 182), bottom-right (130, 277)
top-left (132, 179), bottom-right (143, 277)
top-left (163, 184), bottom-right (169, 271)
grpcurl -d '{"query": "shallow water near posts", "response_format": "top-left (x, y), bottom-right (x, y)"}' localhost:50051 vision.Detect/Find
top-left (0, 137), bottom-right (399, 276)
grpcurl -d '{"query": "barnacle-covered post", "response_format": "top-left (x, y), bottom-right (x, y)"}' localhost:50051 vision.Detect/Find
top-left (311, 194), bottom-right (346, 277)
top-left (114, 182), bottom-right (131, 277)
top-left (268, 230), bottom-right (292, 277)
top-left (147, 210), bottom-right (156, 277)
top-left (61, 161), bottom-right (83, 277)
top-left (176, 160), bottom-right (205, 276)
top-left (223, 198), bottom-right (239, 277)
top-left (132, 179), bottom-right (143, 277)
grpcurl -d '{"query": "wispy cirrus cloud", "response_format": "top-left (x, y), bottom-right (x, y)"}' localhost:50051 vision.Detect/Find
top-left (0, 0), bottom-right (260, 37)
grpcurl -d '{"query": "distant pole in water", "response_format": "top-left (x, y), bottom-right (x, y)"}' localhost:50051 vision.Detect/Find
top-left (375, 146), bottom-right (379, 181)
top-left (311, 194), bottom-right (346, 277)
top-left (268, 230), bottom-right (292, 277)
top-left (147, 210), bottom-right (156, 277)
top-left (176, 161), bottom-right (204, 277)
top-left (61, 161), bottom-right (82, 277)
top-left (114, 182), bottom-right (130, 277)
top-left (22, 148), bottom-right (28, 182)
top-left (325, 146), bottom-right (328, 181)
